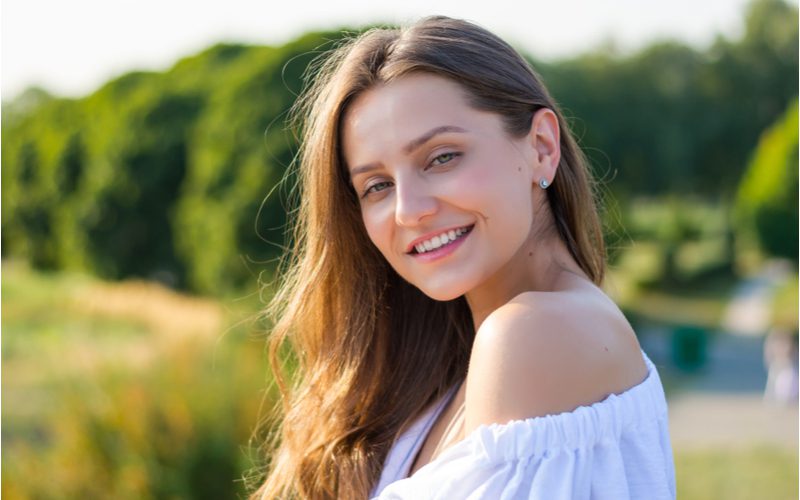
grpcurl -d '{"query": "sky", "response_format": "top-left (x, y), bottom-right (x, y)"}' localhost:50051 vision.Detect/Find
top-left (0, 0), bottom-right (784, 100)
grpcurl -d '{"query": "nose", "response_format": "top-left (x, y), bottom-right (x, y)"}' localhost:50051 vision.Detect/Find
top-left (394, 177), bottom-right (438, 227)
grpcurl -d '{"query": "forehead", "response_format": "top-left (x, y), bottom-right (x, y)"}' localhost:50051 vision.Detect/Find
top-left (341, 73), bottom-right (485, 163)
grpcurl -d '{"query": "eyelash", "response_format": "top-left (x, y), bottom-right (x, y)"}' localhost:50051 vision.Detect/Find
top-left (360, 151), bottom-right (462, 198)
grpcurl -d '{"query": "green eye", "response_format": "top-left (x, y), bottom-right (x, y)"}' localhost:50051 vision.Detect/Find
top-left (363, 181), bottom-right (393, 198)
top-left (431, 152), bottom-right (458, 166)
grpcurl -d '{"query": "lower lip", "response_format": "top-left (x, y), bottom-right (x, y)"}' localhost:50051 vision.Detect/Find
top-left (411, 228), bottom-right (472, 263)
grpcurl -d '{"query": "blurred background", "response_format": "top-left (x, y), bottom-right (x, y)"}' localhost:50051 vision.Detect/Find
top-left (2, 0), bottom-right (797, 498)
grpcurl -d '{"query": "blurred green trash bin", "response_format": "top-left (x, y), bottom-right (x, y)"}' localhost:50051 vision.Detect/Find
top-left (671, 325), bottom-right (708, 371)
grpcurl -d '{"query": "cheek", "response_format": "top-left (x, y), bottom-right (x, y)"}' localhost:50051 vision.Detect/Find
top-left (361, 204), bottom-right (395, 255)
top-left (450, 157), bottom-right (533, 221)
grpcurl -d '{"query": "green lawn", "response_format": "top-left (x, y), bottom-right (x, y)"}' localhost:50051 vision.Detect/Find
top-left (676, 445), bottom-right (798, 500)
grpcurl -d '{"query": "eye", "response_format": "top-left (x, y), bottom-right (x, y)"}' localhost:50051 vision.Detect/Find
top-left (362, 180), bottom-right (393, 198)
top-left (429, 151), bottom-right (460, 168)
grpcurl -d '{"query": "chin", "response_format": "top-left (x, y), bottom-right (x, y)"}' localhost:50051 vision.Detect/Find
top-left (414, 276), bottom-right (474, 302)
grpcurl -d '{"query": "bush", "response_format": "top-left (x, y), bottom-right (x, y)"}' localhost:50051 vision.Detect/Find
top-left (735, 100), bottom-right (799, 262)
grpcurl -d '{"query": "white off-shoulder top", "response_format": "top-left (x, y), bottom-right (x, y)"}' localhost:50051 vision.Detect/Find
top-left (370, 349), bottom-right (676, 499)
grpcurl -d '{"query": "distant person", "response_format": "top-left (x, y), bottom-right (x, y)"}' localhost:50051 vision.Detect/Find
top-left (250, 17), bottom-right (675, 499)
top-left (763, 327), bottom-right (799, 405)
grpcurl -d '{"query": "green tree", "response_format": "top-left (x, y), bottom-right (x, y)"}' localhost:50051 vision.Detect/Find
top-left (1, 1), bottom-right (796, 295)
top-left (539, 0), bottom-right (798, 197)
top-left (735, 99), bottom-right (798, 260)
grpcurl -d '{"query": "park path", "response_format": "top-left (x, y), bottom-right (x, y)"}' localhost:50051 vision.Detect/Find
top-left (639, 261), bottom-right (797, 451)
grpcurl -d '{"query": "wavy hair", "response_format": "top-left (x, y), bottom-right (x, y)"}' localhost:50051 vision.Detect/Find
top-left (250, 16), bottom-right (605, 499)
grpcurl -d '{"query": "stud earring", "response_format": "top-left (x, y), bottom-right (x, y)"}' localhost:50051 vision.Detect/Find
top-left (539, 178), bottom-right (550, 189)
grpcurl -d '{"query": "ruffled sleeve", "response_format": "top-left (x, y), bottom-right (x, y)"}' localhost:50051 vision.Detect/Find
top-left (372, 351), bottom-right (676, 500)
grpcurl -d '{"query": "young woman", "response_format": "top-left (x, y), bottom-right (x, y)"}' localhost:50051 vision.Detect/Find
top-left (251, 16), bottom-right (675, 500)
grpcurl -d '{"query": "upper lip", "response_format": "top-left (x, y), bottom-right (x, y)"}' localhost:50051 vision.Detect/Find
top-left (405, 224), bottom-right (473, 253)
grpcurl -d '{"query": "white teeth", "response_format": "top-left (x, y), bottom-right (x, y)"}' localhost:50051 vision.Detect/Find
top-left (414, 226), bottom-right (470, 254)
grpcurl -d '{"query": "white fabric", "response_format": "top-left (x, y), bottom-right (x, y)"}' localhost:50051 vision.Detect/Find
top-left (371, 349), bottom-right (676, 499)
top-left (371, 382), bottom-right (461, 496)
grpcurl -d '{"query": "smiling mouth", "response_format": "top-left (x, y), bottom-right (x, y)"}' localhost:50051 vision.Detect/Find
top-left (409, 225), bottom-right (475, 255)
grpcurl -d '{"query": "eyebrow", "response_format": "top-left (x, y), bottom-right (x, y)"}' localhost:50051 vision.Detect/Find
top-left (403, 125), bottom-right (468, 154)
top-left (349, 125), bottom-right (469, 179)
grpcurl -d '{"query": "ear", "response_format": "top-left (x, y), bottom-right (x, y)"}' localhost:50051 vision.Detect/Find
top-left (528, 108), bottom-right (561, 184)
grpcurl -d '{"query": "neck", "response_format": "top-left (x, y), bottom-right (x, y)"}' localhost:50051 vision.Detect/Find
top-left (464, 228), bottom-right (587, 329)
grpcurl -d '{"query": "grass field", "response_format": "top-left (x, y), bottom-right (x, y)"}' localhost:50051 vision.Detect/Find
top-left (2, 262), bottom-right (797, 498)
top-left (2, 261), bottom-right (274, 499)
top-left (675, 445), bottom-right (798, 500)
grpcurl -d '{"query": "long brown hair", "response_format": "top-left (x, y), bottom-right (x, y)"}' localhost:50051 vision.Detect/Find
top-left (250, 16), bottom-right (605, 499)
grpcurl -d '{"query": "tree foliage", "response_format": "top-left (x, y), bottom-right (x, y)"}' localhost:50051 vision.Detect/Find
top-left (1, 0), bottom-right (797, 295)
top-left (537, 0), bottom-right (798, 196)
top-left (2, 33), bottom-right (340, 294)
top-left (735, 99), bottom-right (799, 260)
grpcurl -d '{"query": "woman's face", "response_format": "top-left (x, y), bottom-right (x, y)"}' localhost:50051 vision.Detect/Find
top-left (342, 73), bottom-right (550, 301)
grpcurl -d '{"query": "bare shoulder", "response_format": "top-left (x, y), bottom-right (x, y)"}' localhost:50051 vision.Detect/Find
top-left (463, 284), bottom-right (649, 435)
